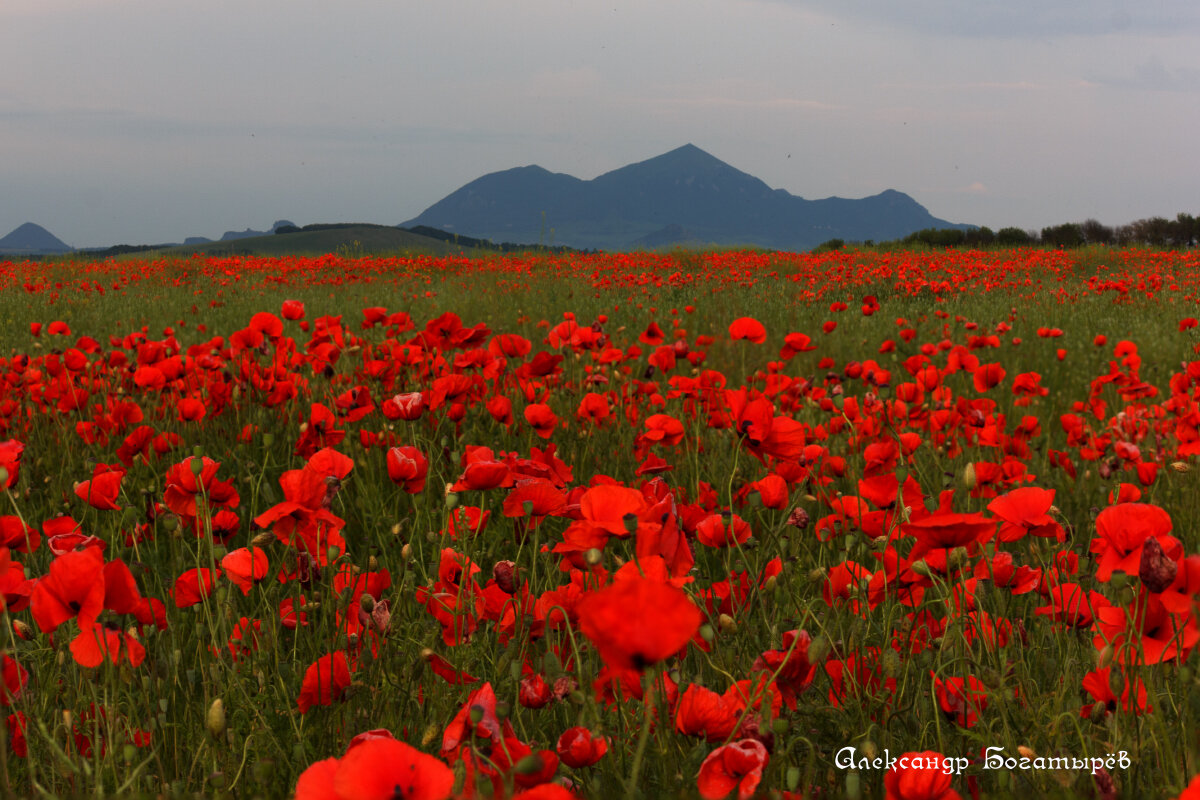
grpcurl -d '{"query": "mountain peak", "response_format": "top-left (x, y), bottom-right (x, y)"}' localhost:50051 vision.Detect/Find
top-left (402, 146), bottom-right (972, 251)
top-left (0, 222), bottom-right (72, 254)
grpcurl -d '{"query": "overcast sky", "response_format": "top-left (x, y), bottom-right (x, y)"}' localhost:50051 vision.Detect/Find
top-left (2, 0), bottom-right (1198, 248)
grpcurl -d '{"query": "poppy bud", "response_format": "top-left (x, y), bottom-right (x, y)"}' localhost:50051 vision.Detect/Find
top-left (359, 593), bottom-right (376, 613)
top-left (948, 547), bottom-right (970, 572)
top-left (786, 766), bottom-right (802, 792)
top-left (718, 613), bottom-right (737, 634)
top-left (1018, 745), bottom-right (1036, 760)
top-left (1089, 701), bottom-right (1108, 723)
top-left (401, 543), bottom-right (412, 560)
top-left (584, 548), bottom-right (603, 567)
top-left (469, 706), bottom-right (485, 725)
top-left (699, 624), bottom-right (715, 643)
top-left (12, 620), bottom-right (32, 641)
top-left (909, 560), bottom-right (933, 578)
top-left (1170, 461), bottom-right (1191, 473)
top-left (961, 462), bottom-right (977, 490)
top-left (882, 649), bottom-right (901, 678)
top-left (845, 769), bottom-right (861, 800)
top-left (807, 636), bottom-right (830, 664)
top-left (445, 491), bottom-right (460, 511)
top-left (1109, 669), bottom-right (1126, 698)
top-left (250, 530), bottom-right (274, 548)
top-left (206, 698), bottom-right (226, 739)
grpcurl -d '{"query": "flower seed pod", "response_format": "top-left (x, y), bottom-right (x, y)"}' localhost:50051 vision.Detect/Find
top-left (206, 698), bottom-right (226, 739)
top-left (1139, 536), bottom-right (1177, 593)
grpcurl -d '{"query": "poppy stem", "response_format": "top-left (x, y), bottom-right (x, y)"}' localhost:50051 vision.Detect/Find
top-left (624, 666), bottom-right (657, 799)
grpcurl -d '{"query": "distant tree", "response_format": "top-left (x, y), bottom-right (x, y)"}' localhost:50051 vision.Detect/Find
top-left (995, 227), bottom-right (1034, 246)
top-left (1080, 219), bottom-right (1114, 245)
top-left (964, 226), bottom-right (995, 246)
top-left (812, 238), bottom-right (845, 253)
top-left (1040, 223), bottom-right (1084, 248)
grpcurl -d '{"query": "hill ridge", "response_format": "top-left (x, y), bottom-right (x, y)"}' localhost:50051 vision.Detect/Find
top-left (401, 145), bottom-right (971, 251)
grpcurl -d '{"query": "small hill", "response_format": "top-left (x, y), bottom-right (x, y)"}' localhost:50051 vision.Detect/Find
top-left (402, 144), bottom-right (973, 251)
top-left (158, 224), bottom-right (487, 257)
top-left (0, 223), bottom-right (72, 255)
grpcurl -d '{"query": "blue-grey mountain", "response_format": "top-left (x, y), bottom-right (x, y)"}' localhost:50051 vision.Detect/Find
top-left (401, 144), bottom-right (971, 251)
top-left (0, 222), bottom-right (72, 255)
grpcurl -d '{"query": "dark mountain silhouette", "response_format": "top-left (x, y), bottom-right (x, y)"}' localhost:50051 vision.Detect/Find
top-left (218, 220), bottom-right (296, 242)
top-left (0, 222), bottom-right (72, 255)
top-left (401, 144), bottom-right (971, 251)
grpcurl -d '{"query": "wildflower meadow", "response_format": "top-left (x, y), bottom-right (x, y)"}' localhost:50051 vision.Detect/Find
top-left (1, 247), bottom-right (1200, 799)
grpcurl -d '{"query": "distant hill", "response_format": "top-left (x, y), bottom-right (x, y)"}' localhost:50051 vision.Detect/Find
top-left (0, 222), bottom-right (72, 255)
top-left (401, 144), bottom-right (973, 251)
top-left (218, 220), bottom-right (296, 241)
top-left (157, 223), bottom-right (489, 258)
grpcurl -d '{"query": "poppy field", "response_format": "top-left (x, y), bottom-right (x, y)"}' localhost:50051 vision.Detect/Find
top-left (3, 246), bottom-right (1200, 799)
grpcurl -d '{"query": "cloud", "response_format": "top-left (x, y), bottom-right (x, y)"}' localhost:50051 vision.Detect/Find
top-left (764, 0), bottom-right (1200, 37)
top-left (1088, 57), bottom-right (1200, 91)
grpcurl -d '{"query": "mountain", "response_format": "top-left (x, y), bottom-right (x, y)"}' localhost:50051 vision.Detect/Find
top-left (0, 222), bottom-right (72, 255)
top-left (218, 220), bottom-right (296, 242)
top-left (401, 144), bottom-right (972, 251)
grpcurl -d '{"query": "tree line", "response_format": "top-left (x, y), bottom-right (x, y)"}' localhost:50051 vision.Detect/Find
top-left (898, 212), bottom-right (1199, 249)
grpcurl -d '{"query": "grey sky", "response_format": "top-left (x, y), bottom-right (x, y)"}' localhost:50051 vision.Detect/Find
top-left (2, 0), bottom-right (1197, 248)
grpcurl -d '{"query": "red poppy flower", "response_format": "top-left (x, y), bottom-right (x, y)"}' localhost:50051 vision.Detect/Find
top-left (1091, 502), bottom-right (1179, 582)
top-left (972, 362), bottom-right (1006, 392)
top-left (0, 517), bottom-right (38, 554)
top-left (729, 317), bottom-right (766, 344)
top-left (386, 446), bottom-right (428, 494)
top-left (556, 726), bottom-right (608, 769)
top-left (1172, 775), bottom-right (1200, 800)
top-left (1081, 667), bottom-right (1150, 717)
top-left (30, 546), bottom-right (106, 633)
top-left (644, 414), bottom-right (685, 446)
top-left (577, 574), bottom-right (701, 671)
top-left (0, 440), bottom-right (24, 489)
top-left (751, 629), bottom-right (817, 710)
top-left (903, 509), bottom-right (994, 560)
top-left (173, 567), bottom-right (220, 608)
top-left (986, 486), bottom-right (1063, 542)
top-left (524, 403), bottom-right (559, 439)
top-left (674, 683), bottom-right (738, 742)
top-left (450, 460), bottom-right (510, 492)
top-left (697, 739), bottom-right (768, 800)
top-left (163, 456), bottom-right (240, 518)
top-left (932, 673), bottom-right (988, 728)
top-left (333, 737), bottom-right (454, 800)
top-left (221, 548), bottom-right (269, 595)
top-left (695, 514), bottom-right (752, 548)
top-left (69, 621), bottom-right (146, 668)
top-left (884, 752), bottom-right (963, 799)
top-left (779, 332), bottom-right (817, 359)
top-left (74, 463), bottom-right (125, 511)
top-left (1, 654), bottom-right (28, 704)
top-left (297, 652), bottom-right (353, 713)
